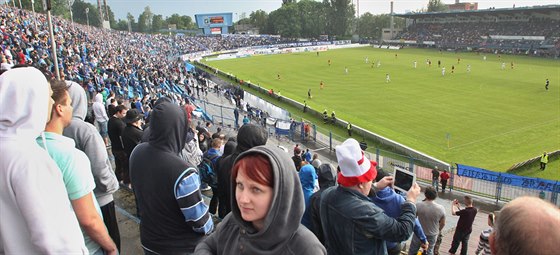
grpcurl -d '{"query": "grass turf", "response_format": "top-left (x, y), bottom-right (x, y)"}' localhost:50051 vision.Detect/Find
top-left (203, 47), bottom-right (560, 180)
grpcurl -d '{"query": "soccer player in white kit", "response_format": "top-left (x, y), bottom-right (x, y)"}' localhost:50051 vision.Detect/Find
top-left (386, 73), bottom-right (391, 83)
top-left (442, 67), bottom-right (446, 76)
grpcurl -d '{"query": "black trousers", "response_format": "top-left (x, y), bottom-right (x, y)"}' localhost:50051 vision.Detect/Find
top-left (112, 149), bottom-right (129, 184)
top-left (209, 187), bottom-right (218, 215)
top-left (101, 201), bottom-right (121, 251)
top-left (449, 230), bottom-right (471, 255)
top-left (441, 180), bottom-right (448, 192)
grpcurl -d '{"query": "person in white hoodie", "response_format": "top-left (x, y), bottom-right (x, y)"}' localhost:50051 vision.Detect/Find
top-left (92, 93), bottom-right (110, 146)
top-left (0, 67), bottom-right (88, 254)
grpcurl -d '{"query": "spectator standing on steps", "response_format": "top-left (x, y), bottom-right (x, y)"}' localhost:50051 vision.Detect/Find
top-left (38, 80), bottom-right (118, 255)
top-left (440, 170), bottom-right (450, 193)
top-left (195, 145), bottom-right (326, 254)
top-left (233, 107), bottom-right (239, 128)
top-left (431, 167), bottom-right (439, 192)
top-left (0, 67), bottom-right (88, 254)
top-left (216, 124), bottom-right (268, 218)
top-left (64, 81), bottom-right (121, 250)
top-left (129, 98), bottom-right (214, 254)
top-left (448, 196), bottom-right (477, 255)
top-left (408, 187), bottom-right (445, 255)
top-left (474, 213), bottom-right (495, 255)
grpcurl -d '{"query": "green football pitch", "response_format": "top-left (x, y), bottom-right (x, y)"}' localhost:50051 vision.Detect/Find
top-left (203, 47), bottom-right (559, 177)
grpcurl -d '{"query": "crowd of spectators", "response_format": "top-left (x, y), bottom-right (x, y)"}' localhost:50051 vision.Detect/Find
top-left (396, 18), bottom-right (560, 56)
top-left (2, 4), bottom-right (560, 255)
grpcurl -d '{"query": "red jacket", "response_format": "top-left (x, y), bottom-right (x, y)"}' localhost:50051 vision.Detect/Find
top-left (440, 172), bottom-right (450, 181)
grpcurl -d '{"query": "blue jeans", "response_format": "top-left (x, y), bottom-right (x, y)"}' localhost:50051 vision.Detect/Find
top-left (408, 234), bottom-right (437, 255)
top-left (92, 248), bottom-right (106, 255)
top-left (449, 230), bottom-right (471, 255)
top-left (432, 178), bottom-right (439, 192)
top-left (97, 120), bottom-right (108, 137)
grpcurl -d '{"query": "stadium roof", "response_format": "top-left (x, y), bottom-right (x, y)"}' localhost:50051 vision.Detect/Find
top-left (395, 5), bottom-right (560, 20)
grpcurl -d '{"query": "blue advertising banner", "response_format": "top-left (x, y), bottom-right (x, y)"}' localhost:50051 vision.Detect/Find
top-left (457, 164), bottom-right (559, 192)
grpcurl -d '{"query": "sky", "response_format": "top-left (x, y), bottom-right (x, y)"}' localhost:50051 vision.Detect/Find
top-left (87, 0), bottom-right (560, 21)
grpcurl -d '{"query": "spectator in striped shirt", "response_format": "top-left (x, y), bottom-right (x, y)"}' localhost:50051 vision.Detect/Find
top-left (130, 98), bottom-right (213, 254)
top-left (475, 213), bottom-right (495, 255)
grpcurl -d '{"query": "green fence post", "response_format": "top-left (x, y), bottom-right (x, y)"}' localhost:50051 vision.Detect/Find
top-left (450, 166), bottom-right (455, 193)
top-left (220, 105), bottom-right (224, 125)
top-left (301, 122), bottom-right (305, 141)
top-left (313, 124), bottom-right (317, 142)
top-left (329, 131), bottom-right (332, 152)
top-left (376, 148), bottom-right (380, 164)
top-left (550, 181), bottom-right (558, 205)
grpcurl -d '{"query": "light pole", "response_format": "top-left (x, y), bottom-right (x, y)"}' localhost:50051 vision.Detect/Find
top-left (31, 0), bottom-right (37, 31)
top-left (42, 0), bottom-right (60, 80)
top-left (85, 7), bottom-right (89, 27)
top-left (67, 0), bottom-right (74, 24)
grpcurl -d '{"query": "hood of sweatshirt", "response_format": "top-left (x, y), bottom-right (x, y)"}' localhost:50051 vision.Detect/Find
top-left (299, 164), bottom-right (316, 192)
top-left (317, 163), bottom-right (337, 189)
top-left (222, 140), bottom-right (237, 157)
top-left (66, 80), bottom-right (88, 121)
top-left (94, 93), bottom-right (103, 104)
top-left (148, 97), bottom-right (188, 154)
top-left (0, 67), bottom-right (50, 139)
top-left (235, 124), bottom-right (268, 153)
top-left (231, 145), bottom-right (304, 252)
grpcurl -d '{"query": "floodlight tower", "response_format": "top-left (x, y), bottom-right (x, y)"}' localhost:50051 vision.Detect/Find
top-left (97, 0), bottom-right (103, 21)
top-left (103, 0), bottom-right (109, 21)
top-left (390, 1), bottom-right (394, 39)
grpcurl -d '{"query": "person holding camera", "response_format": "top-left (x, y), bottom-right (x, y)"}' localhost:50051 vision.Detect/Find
top-left (449, 196), bottom-right (477, 255)
top-left (319, 138), bottom-right (420, 255)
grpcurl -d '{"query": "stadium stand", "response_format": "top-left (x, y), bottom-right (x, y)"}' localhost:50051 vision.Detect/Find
top-left (394, 5), bottom-right (560, 57)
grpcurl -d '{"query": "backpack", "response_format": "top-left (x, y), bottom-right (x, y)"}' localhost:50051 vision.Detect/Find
top-left (198, 154), bottom-right (220, 189)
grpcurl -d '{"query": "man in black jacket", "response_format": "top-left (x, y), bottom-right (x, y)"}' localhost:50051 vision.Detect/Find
top-left (108, 105), bottom-right (128, 184)
top-left (129, 98), bottom-right (213, 254)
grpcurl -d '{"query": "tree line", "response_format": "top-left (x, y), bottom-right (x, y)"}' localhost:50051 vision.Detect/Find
top-left (16, 0), bottom-right (197, 33)
top-left (15, 0), bottom-right (449, 38)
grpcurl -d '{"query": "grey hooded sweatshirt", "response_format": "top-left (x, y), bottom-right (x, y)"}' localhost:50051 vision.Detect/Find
top-left (63, 81), bottom-right (119, 206)
top-left (195, 145), bottom-right (326, 255)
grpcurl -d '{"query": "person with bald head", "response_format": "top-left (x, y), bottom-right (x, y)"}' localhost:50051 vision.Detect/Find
top-left (490, 196), bottom-right (560, 255)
